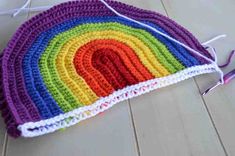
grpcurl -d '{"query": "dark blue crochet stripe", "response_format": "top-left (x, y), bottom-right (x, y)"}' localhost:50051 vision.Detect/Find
top-left (23, 16), bottom-right (201, 119)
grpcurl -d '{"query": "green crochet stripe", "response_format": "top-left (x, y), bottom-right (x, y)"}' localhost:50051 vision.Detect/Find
top-left (39, 22), bottom-right (185, 112)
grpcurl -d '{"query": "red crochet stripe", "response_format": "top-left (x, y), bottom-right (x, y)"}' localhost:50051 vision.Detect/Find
top-left (74, 39), bottom-right (153, 96)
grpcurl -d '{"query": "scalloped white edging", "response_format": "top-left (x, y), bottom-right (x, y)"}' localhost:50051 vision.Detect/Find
top-left (18, 64), bottom-right (219, 137)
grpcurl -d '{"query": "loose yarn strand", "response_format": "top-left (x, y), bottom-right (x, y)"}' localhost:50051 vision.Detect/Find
top-left (0, 0), bottom-right (227, 65)
top-left (13, 0), bottom-right (31, 17)
top-left (0, 6), bottom-right (52, 16)
top-left (0, 0), bottom-right (53, 16)
top-left (219, 50), bottom-right (235, 68)
top-left (2, 0), bottom-right (235, 137)
top-left (202, 36), bottom-right (235, 91)
top-left (99, 0), bottom-right (215, 64)
top-left (1, 0), bottom-right (233, 95)
top-left (202, 34), bottom-right (227, 46)
top-left (99, 0), bottom-right (228, 94)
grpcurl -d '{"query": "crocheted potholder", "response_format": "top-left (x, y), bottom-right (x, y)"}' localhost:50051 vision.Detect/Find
top-left (0, 0), bottom-right (222, 137)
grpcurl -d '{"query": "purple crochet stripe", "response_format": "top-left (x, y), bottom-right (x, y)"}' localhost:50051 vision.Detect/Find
top-left (0, 0), bottom-right (212, 137)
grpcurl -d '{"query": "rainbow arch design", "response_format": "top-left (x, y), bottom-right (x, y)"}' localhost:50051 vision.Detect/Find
top-left (0, 0), bottom-right (219, 137)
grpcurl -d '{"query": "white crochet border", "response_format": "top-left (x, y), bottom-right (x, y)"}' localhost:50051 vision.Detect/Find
top-left (18, 63), bottom-right (219, 137)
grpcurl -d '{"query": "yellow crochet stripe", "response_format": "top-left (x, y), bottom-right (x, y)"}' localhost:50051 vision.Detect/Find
top-left (56, 39), bottom-right (98, 105)
top-left (43, 22), bottom-right (177, 107)
top-left (60, 30), bottom-right (169, 77)
top-left (55, 30), bottom-right (170, 105)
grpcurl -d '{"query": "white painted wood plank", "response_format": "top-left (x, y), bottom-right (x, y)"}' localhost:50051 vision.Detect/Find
top-left (0, 0), bottom-right (30, 51)
top-left (30, 0), bottom-right (161, 11)
top-left (129, 0), bottom-right (227, 155)
top-left (131, 79), bottom-right (226, 156)
top-left (7, 101), bottom-right (138, 156)
top-left (0, 119), bottom-right (6, 156)
top-left (161, 0), bottom-right (235, 155)
top-left (29, 0), bottom-right (69, 8)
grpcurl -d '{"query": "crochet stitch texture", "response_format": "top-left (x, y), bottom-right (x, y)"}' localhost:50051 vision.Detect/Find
top-left (0, 0), bottom-right (220, 137)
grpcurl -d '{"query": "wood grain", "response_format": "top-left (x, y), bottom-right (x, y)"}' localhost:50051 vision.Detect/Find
top-left (161, 0), bottom-right (235, 155)
top-left (128, 1), bottom-right (227, 155)
top-left (7, 101), bottom-right (138, 156)
top-left (0, 0), bottom-right (234, 156)
top-left (0, 119), bottom-right (6, 156)
top-left (0, 0), bottom-right (30, 51)
top-left (130, 78), bottom-right (226, 156)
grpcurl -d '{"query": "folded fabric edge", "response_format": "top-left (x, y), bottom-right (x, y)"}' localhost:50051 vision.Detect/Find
top-left (17, 63), bottom-right (218, 137)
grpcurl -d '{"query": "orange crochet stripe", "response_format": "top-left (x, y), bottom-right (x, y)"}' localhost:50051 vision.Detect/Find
top-left (74, 39), bottom-right (154, 96)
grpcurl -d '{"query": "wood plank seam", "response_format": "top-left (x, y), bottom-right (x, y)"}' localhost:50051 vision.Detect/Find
top-left (128, 99), bottom-right (141, 156)
top-left (160, 0), bottom-right (170, 17)
top-left (193, 78), bottom-right (229, 156)
top-left (2, 132), bottom-right (8, 156)
top-left (160, 0), bottom-right (229, 155)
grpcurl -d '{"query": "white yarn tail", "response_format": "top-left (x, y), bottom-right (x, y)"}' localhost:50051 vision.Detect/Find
top-left (0, 0), bottom-right (229, 93)
top-left (13, 0), bottom-right (31, 17)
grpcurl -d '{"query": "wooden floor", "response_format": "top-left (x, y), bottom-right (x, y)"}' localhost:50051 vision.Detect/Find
top-left (0, 0), bottom-right (235, 156)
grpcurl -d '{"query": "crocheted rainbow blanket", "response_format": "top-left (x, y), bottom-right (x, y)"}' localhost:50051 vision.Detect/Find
top-left (0, 0), bottom-right (220, 137)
